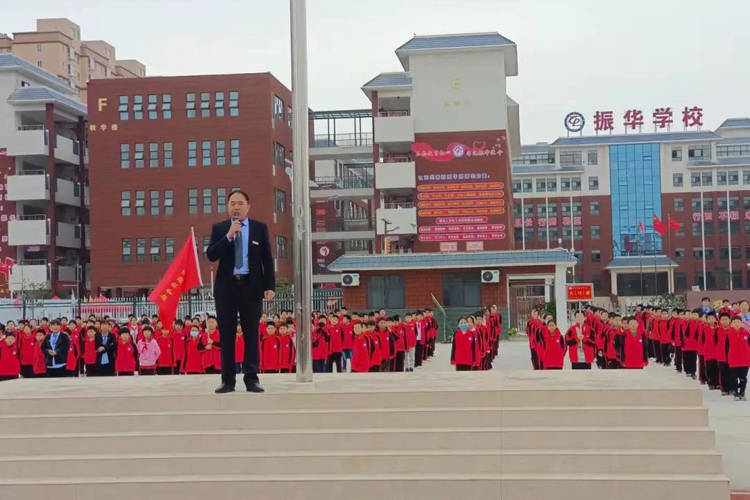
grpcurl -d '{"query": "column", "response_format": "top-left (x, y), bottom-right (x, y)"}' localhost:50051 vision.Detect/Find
top-left (668, 268), bottom-right (674, 294)
top-left (554, 263), bottom-right (569, 333)
top-left (77, 116), bottom-right (87, 296)
top-left (45, 103), bottom-right (57, 295)
top-left (611, 270), bottom-right (618, 296)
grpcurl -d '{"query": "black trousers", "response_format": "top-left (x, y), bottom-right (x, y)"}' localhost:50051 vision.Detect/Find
top-left (674, 346), bottom-right (683, 372)
top-left (654, 340), bottom-right (663, 363)
top-left (572, 362), bottom-right (591, 370)
top-left (0, 375), bottom-right (19, 381)
top-left (326, 352), bottom-right (343, 373)
top-left (215, 278), bottom-right (262, 386)
top-left (732, 366), bottom-right (748, 397)
top-left (415, 344), bottom-right (424, 367)
top-left (661, 344), bottom-right (672, 366)
top-left (699, 355), bottom-right (706, 383)
top-left (706, 359), bottom-right (719, 388)
top-left (47, 367), bottom-right (69, 377)
top-left (313, 359), bottom-right (326, 373)
top-left (156, 367), bottom-right (172, 375)
top-left (531, 349), bottom-right (539, 370)
top-left (719, 362), bottom-right (731, 393)
top-left (682, 350), bottom-right (697, 376)
top-left (456, 364), bottom-right (473, 371)
top-left (20, 365), bottom-right (34, 378)
top-left (606, 359), bottom-right (620, 369)
top-left (395, 351), bottom-right (405, 372)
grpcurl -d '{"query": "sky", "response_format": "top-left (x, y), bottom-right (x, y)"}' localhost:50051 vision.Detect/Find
top-left (3, 0), bottom-right (749, 142)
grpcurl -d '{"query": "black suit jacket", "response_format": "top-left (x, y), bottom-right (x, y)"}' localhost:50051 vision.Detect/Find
top-left (206, 218), bottom-right (275, 301)
top-left (42, 332), bottom-right (70, 366)
top-left (95, 332), bottom-right (117, 365)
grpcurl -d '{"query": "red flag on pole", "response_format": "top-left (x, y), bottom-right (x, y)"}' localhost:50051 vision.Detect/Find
top-left (638, 220), bottom-right (646, 234)
top-left (668, 215), bottom-right (681, 231)
top-left (653, 215), bottom-right (666, 235)
top-left (147, 229), bottom-right (203, 329)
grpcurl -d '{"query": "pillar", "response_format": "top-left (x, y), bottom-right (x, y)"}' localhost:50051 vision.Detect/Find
top-left (668, 268), bottom-right (674, 294)
top-left (611, 270), bottom-right (618, 296)
top-left (77, 116), bottom-right (88, 296)
top-left (554, 264), bottom-right (569, 333)
top-left (45, 103), bottom-right (57, 295)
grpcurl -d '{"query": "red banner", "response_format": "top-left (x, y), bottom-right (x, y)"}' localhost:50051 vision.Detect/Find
top-left (419, 232), bottom-right (506, 242)
top-left (419, 224), bottom-right (506, 234)
top-left (567, 284), bottom-right (593, 302)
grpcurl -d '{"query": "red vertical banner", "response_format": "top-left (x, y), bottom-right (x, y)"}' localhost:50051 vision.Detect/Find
top-left (411, 130), bottom-right (513, 252)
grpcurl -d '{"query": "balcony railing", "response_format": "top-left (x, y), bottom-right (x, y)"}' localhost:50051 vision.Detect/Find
top-left (16, 169), bottom-right (46, 176)
top-left (316, 219), bottom-right (374, 232)
top-left (313, 175), bottom-right (374, 189)
top-left (378, 109), bottom-right (410, 117)
top-left (17, 124), bottom-right (45, 131)
top-left (383, 202), bottom-right (415, 209)
top-left (381, 153), bottom-right (414, 163)
top-left (313, 132), bottom-right (373, 148)
top-left (18, 259), bottom-right (48, 266)
top-left (18, 214), bottom-right (46, 221)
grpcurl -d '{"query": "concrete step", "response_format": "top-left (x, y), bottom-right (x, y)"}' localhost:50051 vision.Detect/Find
top-left (0, 406), bottom-right (709, 433)
top-left (0, 473), bottom-right (730, 500)
top-left (0, 427), bottom-right (716, 455)
top-left (0, 388), bottom-right (703, 414)
top-left (0, 450), bottom-right (724, 478)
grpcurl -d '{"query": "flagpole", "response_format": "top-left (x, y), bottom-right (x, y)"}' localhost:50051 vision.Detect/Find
top-left (545, 194), bottom-right (550, 249)
top-left (700, 183), bottom-right (707, 290)
top-left (726, 186), bottom-right (733, 290)
top-left (290, 0), bottom-right (313, 383)
top-left (190, 227), bottom-right (203, 287)
top-left (520, 196), bottom-right (526, 250)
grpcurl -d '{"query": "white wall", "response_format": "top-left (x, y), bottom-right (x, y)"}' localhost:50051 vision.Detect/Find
top-left (410, 51), bottom-right (508, 134)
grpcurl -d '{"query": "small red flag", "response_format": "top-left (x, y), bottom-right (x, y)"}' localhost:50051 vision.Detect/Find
top-left (668, 215), bottom-right (681, 231)
top-left (653, 215), bottom-right (666, 235)
top-left (638, 220), bottom-right (646, 234)
top-left (148, 229), bottom-right (203, 329)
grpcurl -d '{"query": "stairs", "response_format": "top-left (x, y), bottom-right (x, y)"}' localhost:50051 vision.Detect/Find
top-left (0, 372), bottom-right (729, 500)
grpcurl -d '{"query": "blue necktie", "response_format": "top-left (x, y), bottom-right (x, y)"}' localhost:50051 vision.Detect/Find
top-left (234, 222), bottom-right (243, 271)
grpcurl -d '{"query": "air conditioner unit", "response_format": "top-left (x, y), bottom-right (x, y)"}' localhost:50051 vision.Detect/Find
top-left (341, 273), bottom-right (360, 287)
top-left (480, 269), bottom-right (500, 283)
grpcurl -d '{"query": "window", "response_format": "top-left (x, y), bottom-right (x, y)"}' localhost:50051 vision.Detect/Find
top-left (522, 179), bottom-right (532, 193)
top-left (201, 140), bottom-right (211, 166)
top-left (701, 172), bottom-right (712, 186)
top-left (149, 143), bottom-right (158, 168)
top-left (729, 170), bottom-right (739, 185)
top-left (229, 91), bottom-right (239, 116)
top-left (121, 239), bottom-right (131, 262)
top-left (120, 143), bottom-right (130, 168)
top-left (560, 177), bottom-right (571, 191)
top-left (673, 173), bottom-right (683, 187)
top-left (133, 95), bottom-right (143, 120)
top-left (165, 237), bottom-right (175, 262)
top-left (591, 250), bottom-right (601, 263)
top-left (717, 171), bottom-right (727, 186)
top-left (216, 140), bottom-right (225, 166)
top-left (744, 170), bottom-right (750, 185)
top-left (690, 173), bottom-right (701, 187)
top-left (134, 143), bottom-right (144, 168)
top-left (720, 247), bottom-right (741, 260)
top-left (118, 96), bottom-right (128, 120)
top-left (186, 93), bottom-right (196, 118)
top-left (203, 236), bottom-right (211, 258)
top-left (147, 94), bottom-right (157, 119)
top-left (163, 142), bottom-right (173, 167)
top-left (150, 238), bottom-right (161, 262)
top-left (188, 141), bottom-right (197, 167)
top-left (573, 226), bottom-right (583, 240)
top-left (120, 192), bottom-right (131, 216)
top-left (164, 190), bottom-right (174, 216)
top-left (588, 176), bottom-right (599, 190)
top-left (198, 92), bottom-right (210, 118)
top-left (275, 189), bottom-right (286, 213)
top-left (287, 106), bottom-right (292, 127)
top-left (560, 151), bottom-right (582, 166)
top-left (688, 145), bottom-right (709, 160)
top-left (202, 188), bottom-right (212, 214)
top-left (693, 248), bottom-right (715, 260)
top-left (589, 201), bottom-right (599, 215)
top-left (273, 95), bottom-right (284, 120)
top-left (672, 147), bottom-right (682, 161)
top-left (719, 221), bottom-right (740, 235)
top-left (675, 248), bottom-right (685, 260)
top-left (37, 43), bottom-right (42, 52)
top-left (718, 144), bottom-right (750, 157)
top-left (135, 190), bottom-right (145, 216)
top-left (367, 275), bottom-right (405, 309)
top-left (162, 94), bottom-right (172, 119)
top-left (273, 142), bottom-right (285, 166)
top-left (214, 92), bottom-right (225, 117)
top-left (230, 139), bottom-right (240, 165)
top-left (276, 235), bottom-right (288, 258)
top-left (535, 178), bottom-right (545, 192)
top-left (136, 238), bottom-right (146, 262)
top-left (692, 222), bottom-right (714, 236)
top-left (718, 197), bottom-right (739, 210)
top-left (442, 273), bottom-right (480, 308)
top-left (590, 225), bottom-right (600, 239)
top-left (546, 177), bottom-right (557, 192)
top-left (188, 188), bottom-right (198, 214)
top-left (571, 177), bottom-right (582, 191)
top-left (150, 190), bottom-right (159, 216)
top-left (217, 188), bottom-right (227, 214)
top-left (512, 180), bottom-right (521, 193)
top-left (587, 150), bottom-right (598, 165)
top-left (674, 198), bottom-right (684, 212)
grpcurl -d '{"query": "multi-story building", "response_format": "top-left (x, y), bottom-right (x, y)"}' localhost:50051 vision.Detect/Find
top-left (0, 18), bottom-right (145, 102)
top-left (511, 118), bottom-right (750, 302)
top-left (87, 73), bottom-right (293, 296)
top-left (0, 53), bottom-right (89, 297)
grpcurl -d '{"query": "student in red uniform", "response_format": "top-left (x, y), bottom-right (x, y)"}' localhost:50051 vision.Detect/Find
top-left (403, 313), bottom-right (417, 372)
top-left (350, 322), bottom-right (371, 373)
top-left (311, 321), bottom-right (329, 373)
top-left (0, 333), bottom-right (21, 381)
top-left (660, 309), bottom-right (674, 367)
top-left (391, 316), bottom-right (406, 372)
top-left (183, 325), bottom-right (204, 374)
top-left (170, 319), bottom-right (187, 374)
top-left (716, 312), bottom-right (732, 396)
top-left (340, 315), bottom-right (354, 372)
top-left (260, 322), bottom-right (282, 373)
top-left (18, 324), bottom-right (37, 378)
top-left (366, 321), bottom-right (383, 371)
top-left (326, 315), bottom-right (344, 373)
top-left (726, 315), bottom-right (750, 401)
top-left (565, 311), bottom-right (595, 369)
top-left (527, 308), bottom-right (541, 369)
top-left (376, 318), bottom-right (394, 372)
top-left (137, 326), bottom-right (161, 376)
top-left (235, 323), bottom-right (245, 374)
top-left (682, 309), bottom-right (700, 379)
top-left (451, 317), bottom-right (479, 371)
top-left (703, 312), bottom-right (720, 389)
top-left (278, 323), bottom-right (296, 373)
top-left (32, 330), bottom-right (47, 377)
top-left (115, 328), bottom-right (137, 376)
top-left (201, 316), bottom-right (221, 374)
top-left (64, 327), bottom-right (81, 377)
top-left (154, 323), bottom-right (174, 375)
top-left (603, 314), bottom-right (622, 369)
top-left (619, 317), bottom-right (648, 369)
top-left (541, 319), bottom-right (565, 369)
top-left (82, 327), bottom-right (98, 376)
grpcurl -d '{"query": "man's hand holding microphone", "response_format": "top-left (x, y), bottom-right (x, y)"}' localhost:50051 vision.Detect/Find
top-left (227, 214), bottom-right (242, 241)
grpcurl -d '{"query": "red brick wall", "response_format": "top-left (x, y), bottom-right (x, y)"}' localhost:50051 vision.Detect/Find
top-left (87, 74), bottom-right (293, 294)
top-left (0, 154), bottom-right (14, 297)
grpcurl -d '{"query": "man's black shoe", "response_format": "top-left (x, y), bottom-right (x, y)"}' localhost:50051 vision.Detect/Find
top-left (214, 384), bottom-right (235, 394)
top-left (246, 381), bottom-right (265, 393)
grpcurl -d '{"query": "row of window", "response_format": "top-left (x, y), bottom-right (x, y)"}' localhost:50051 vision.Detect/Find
top-left (673, 195), bottom-right (750, 212)
top-left (513, 201), bottom-right (594, 217)
top-left (672, 170), bottom-right (750, 188)
top-left (272, 95), bottom-right (293, 127)
top-left (517, 144), bottom-right (720, 169)
top-left (512, 176), bottom-right (594, 194)
top-left (514, 226), bottom-right (597, 242)
top-left (671, 144), bottom-right (711, 161)
top-left (120, 142), bottom-right (173, 168)
top-left (120, 188), bottom-right (287, 217)
top-left (121, 234), bottom-right (289, 263)
top-left (717, 144), bottom-right (750, 158)
top-left (118, 92), bottom-right (239, 120)
top-left (120, 140), bottom-right (240, 168)
top-left (675, 246), bottom-right (750, 260)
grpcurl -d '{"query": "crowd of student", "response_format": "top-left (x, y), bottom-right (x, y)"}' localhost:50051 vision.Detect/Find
top-left (0, 306), bottom-right (452, 380)
top-left (449, 307), bottom-right (503, 371)
top-left (525, 298), bottom-right (750, 401)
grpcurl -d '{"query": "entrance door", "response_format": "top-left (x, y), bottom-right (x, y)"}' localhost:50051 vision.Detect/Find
top-left (508, 282), bottom-right (546, 332)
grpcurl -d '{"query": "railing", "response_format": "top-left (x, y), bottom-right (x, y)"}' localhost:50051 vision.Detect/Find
top-left (15, 170), bottom-right (46, 176)
top-left (378, 110), bottom-right (409, 117)
top-left (381, 153), bottom-right (414, 163)
top-left (18, 259), bottom-right (48, 266)
top-left (17, 124), bottom-right (45, 131)
top-left (17, 214), bottom-right (46, 221)
top-left (313, 132), bottom-right (373, 148)
top-left (312, 175), bottom-right (374, 189)
top-left (316, 219), bottom-right (374, 232)
top-left (383, 202), bottom-right (415, 209)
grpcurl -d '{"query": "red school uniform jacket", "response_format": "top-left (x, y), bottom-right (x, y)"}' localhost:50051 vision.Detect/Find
top-left (702, 324), bottom-right (719, 361)
top-left (312, 328), bottom-right (330, 361)
top-left (201, 330), bottom-right (222, 370)
top-left (392, 325), bottom-right (406, 353)
top-left (351, 334), bottom-right (371, 372)
top-left (260, 334), bottom-right (281, 371)
top-left (18, 333), bottom-right (37, 366)
top-left (327, 325), bottom-right (343, 354)
top-left (278, 334), bottom-right (295, 371)
top-left (0, 342), bottom-right (21, 377)
top-left (378, 329), bottom-right (395, 360)
top-left (155, 332), bottom-right (174, 368)
top-left (65, 335), bottom-right (80, 371)
top-left (83, 337), bottom-right (97, 365)
top-left (682, 320), bottom-right (700, 352)
top-left (726, 327), bottom-right (750, 368)
top-left (565, 323), bottom-right (595, 364)
top-left (114, 340), bottom-right (137, 374)
top-left (183, 337), bottom-right (204, 374)
top-left (404, 322), bottom-right (417, 350)
top-left (341, 323), bottom-right (354, 351)
top-left (542, 329), bottom-right (566, 369)
top-left (451, 328), bottom-right (480, 367)
top-left (367, 332), bottom-right (383, 367)
top-left (172, 328), bottom-right (187, 363)
top-left (235, 333), bottom-right (245, 363)
top-left (621, 330), bottom-right (648, 369)
top-left (32, 342), bottom-right (47, 375)
top-left (715, 326), bottom-right (730, 363)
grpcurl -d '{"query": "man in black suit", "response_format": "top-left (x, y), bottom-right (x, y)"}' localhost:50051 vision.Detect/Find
top-left (206, 190), bottom-right (275, 393)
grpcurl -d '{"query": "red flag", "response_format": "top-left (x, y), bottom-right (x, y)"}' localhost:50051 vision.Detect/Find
top-left (148, 229), bottom-right (203, 329)
top-left (653, 215), bottom-right (666, 235)
top-left (668, 215), bottom-right (681, 231)
top-left (638, 220), bottom-right (645, 234)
